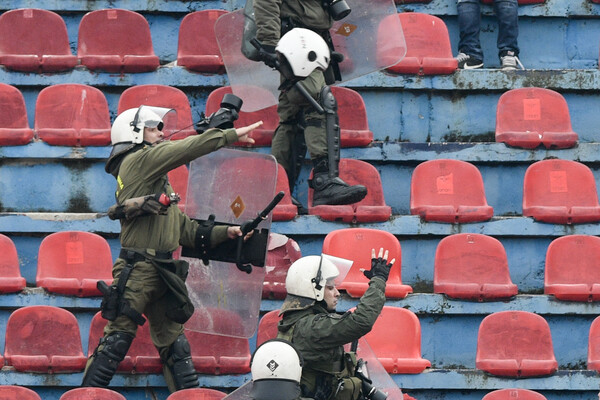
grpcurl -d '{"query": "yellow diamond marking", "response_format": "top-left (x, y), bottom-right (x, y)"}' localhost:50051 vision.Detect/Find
top-left (336, 23), bottom-right (357, 37)
top-left (230, 195), bottom-right (245, 218)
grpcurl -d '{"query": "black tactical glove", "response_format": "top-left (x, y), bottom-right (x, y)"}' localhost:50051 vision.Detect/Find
top-left (257, 44), bottom-right (278, 69)
top-left (362, 251), bottom-right (393, 282)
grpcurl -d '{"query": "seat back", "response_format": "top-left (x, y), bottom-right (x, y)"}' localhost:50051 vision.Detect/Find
top-left (361, 306), bottom-right (431, 373)
top-left (322, 228), bottom-right (411, 298)
top-left (263, 233), bottom-right (302, 299)
top-left (496, 87), bottom-right (577, 149)
top-left (410, 159), bottom-right (493, 223)
top-left (380, 13), bottom-right (457, 75)
top-left (77, 9), bottom-right (159, 72)
top-left (482, 389), bottom-right (547, 400)
top-left (588, 315), bottom-right (600, 371)
top-left (434, 233), bottom-right (518, 301)
top-left (36, 231), bottom-right (114, 297)
top-left (545, 235), bottom-right (600, 301)
top-left (0, 83), bottom-right (34, 145)
top-left (272, 164), bottom-right (298, 222)
top-left (177, 10), bottom-right (228, 73)
top-left (330, 86), bottom-right (373, 147)
top-left (167, 388), bottom-right (227, 400)
top-left (34, 84), bottom-right (111, 146)
top-left (308, 159), bottom-right (391, 223)
top-left (59, 387), bottom-right (127, 400)
top-left (256, 310), bottom-right (282, 347)
top-left (0, 8), bottom-right (77, 72)
top-left (523, 159), bottom-right (600, 224)
top-left (0, 233), bottom-right (26, 293)
top-left (118, 84), bottom-right (196, 140)
top-left (5, 305), bottom-right (87, 372)
top-left (88, 312), bottom-right (162, 373)
top-left (205, 86), bottom-right (279, 146)
top-left (476, 311), bottom-right (558, 377)
top-left (0, 386), bottom-right (42, 400)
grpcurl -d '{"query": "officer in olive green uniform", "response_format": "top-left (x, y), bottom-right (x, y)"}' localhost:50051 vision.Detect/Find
top-left (253, 0), bottom-right (367, 208)
top-left (82, 106), bottom-right (262, 392)
top-left (277, 250), bottom-right (393, 400)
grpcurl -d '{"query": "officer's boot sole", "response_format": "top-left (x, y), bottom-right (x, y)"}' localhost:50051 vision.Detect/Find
top-left (312, 185), bottom-right (368, 206)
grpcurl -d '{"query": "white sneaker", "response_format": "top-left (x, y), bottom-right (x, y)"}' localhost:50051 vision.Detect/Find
top-left (456, 52), bottom-right (483, 69)
top-left (501, 51), bottom-right (524, 70)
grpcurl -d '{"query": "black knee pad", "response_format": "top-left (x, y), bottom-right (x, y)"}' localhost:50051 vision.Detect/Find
top-left (165, 334), bottom-right (199, 390)
top-left (81, 331), bottom-right (134, 387)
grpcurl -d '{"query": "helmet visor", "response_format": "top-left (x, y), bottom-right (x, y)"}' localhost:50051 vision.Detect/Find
top-left (135, 106), bottom-right (178, 139)
top-left (322, 254), bottom-right (352, 287)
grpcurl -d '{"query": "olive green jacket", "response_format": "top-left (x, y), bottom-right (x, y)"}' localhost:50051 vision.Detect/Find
top-left (114, 128), bottom-right (239, 252)
top-left (254, 0), bottom-right (333, 47)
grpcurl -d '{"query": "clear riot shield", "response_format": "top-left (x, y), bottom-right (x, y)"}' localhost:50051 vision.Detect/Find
top-left (182, 148), bottom-right (277, 338)
top-left (352, 338), bottom-right (405, 400)
top-left (215, 0), bottom-right (405, 112)
top-left (222, 381), bottom-right (254, 400)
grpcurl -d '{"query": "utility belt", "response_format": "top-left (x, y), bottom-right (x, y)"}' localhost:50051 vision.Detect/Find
top-left (302, 352), bottom-right (362, 400)
top-left (118, 248), bottom-right (173, 263)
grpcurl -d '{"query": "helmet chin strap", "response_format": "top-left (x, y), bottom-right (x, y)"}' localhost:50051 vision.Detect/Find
top-left (311, 255), bottom-right (324, 291)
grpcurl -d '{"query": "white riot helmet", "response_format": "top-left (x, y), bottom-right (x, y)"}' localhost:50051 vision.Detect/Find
top-left (250, 339), bottom-right (303, 400)
top-left (276, 28), bottom-right (330, 78)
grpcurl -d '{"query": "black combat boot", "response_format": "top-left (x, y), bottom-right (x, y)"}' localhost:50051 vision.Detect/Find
top-left (310, 157), bottom-right (367, 206)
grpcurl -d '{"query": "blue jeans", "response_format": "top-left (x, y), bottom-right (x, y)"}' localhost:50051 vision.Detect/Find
top-left (457, 0), bottom-right (519, 61)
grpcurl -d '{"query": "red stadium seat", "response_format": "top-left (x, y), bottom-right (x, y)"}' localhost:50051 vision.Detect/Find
top-left (410, 159), bottom-right (493, 223)
top-left (544, 235), bottom-right (600, 302)
top-left (482, 389), bottom-right (547, 400)
top-left (177, 10), bottom-right (228, 73)
top-left (263, 233), bottom-right (302, 299)
top-left (0, 9), bottom-right (77, 73)
top-left (36, 231), bottom-right (114, 297)
top-left (434, 233), bottom-right (518, 301)
top-left (496, 87), bottom-right (577, 149)
top-left (168, 164), bottom-right (189, 212)
top-left (380, 13), bottom-right (457, 75)
top-left (34, 84), bottom-right (111, 146)
top-left (308, 159), bottom-right (391, 223)
top-left (361, 306), bottom-right (431, 374)
top-left (523, 159), bottom-right (600, 224)
top-left (256, 310), bottom-right (282, 347)
top-left (88, 312), bottom-right (163, 373)
top-left (272, 164), bottom-right (298, 222)
top-left (588, 316), bottom-right (600, 371)
top-left (0, 234), bottom-right (26, 293)
top-left (205, 86), bottom-right (279, 147)
top-left (185, 309), bottom-right (251, 374)
top-left (330, 86), bottom-right (373, 147)
top-left (59, 387), bottom-right (126, 400)
top-left (476, 311), bottom-right (558, 377)
top-left (0, 386), bottom-right (41, 400)
top-left (167, 388), bottom-right (227, 400)
top-left (5, 305), bottom-right (87, 372)
top-left (117, 84), bottom-right (196, 140)
top-left (77, 9), bottom-right (159, 73)
top-left (0, 84), bottom-right (34, 145)
top-left (322, 228), bottom-right (412, 299)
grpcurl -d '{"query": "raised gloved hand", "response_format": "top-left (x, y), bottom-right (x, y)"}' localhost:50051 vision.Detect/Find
top-left (362, 248), bottom-right (395, 282)
top-left (257, 44), bottom-right (278, 69)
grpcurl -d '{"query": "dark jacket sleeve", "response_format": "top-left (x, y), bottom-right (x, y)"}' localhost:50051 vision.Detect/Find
top-left (254, 0), bottom-right (283, 47)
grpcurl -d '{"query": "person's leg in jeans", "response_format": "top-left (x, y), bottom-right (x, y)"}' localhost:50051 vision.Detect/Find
top-left (457, 0), bottom-right (484, 63)
top-left (494, 0), bottom-right (519, 58)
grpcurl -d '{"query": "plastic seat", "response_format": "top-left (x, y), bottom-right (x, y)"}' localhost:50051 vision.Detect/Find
top-left (308, 159), bottom-right (391, 223)
top-left (0, 386), bottom-right (41, 400)
top-left (410, 159), bottom-right (493, 223)
top-left (263, 233), bottom-right (302, 299)
top-left (361, 306), bottom-right (431, 374)
top-left (118, 84), bottom-right (196, 140)
top-left (496, 87), bottom-right (578, 149)
top-left (185, 309), bottom-right (251, 374)
top-left (476, 311), bottom-right (558, 377)
top-left (380, 13), bottom-right (457, 75)
top-left (272, 164), bottom-right (298, 222)
top-left (0, 9), bottom-right (77, 73)
top-left (36, 231), bottom-right (114, 297)
top-left (587, 315), bottom-right (600, 371)
top-left (0, 234), bottom-right (26, 293)
top-left (5, 305), bottom-right (87, 372)
top-left (205, 86), bottom-right (279, 146)
top-left (256, 310), bottom-right (282, 347)
top-left (322, 228), bottom-right (412, 299)
top-left (88, 312), bottom-right (163, 373)
top-left (544, 235), bottom-right (600, 302)
top-left (434, 233), bottom-right (518, 301)
top-left (482, 389), bottom-right (547, 400)
top-left (168, 164), bottom-right (189, 212)
top-left (177, 10), bottom-right (228, 73)
top-left (523, 159), bottom-right (600, 224)
top-left (34, 84), bottom-right (111, 146)
top-left (0, 84), bottom-right (34, 145)
top-left (167, 388), bottom-right (227, 400)
top-left (59, 387), bottom-right (126, 400)
top-left (77, 9), bottom-right (159, 73)
top-left (330, 86), bottom-right (373, 147)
